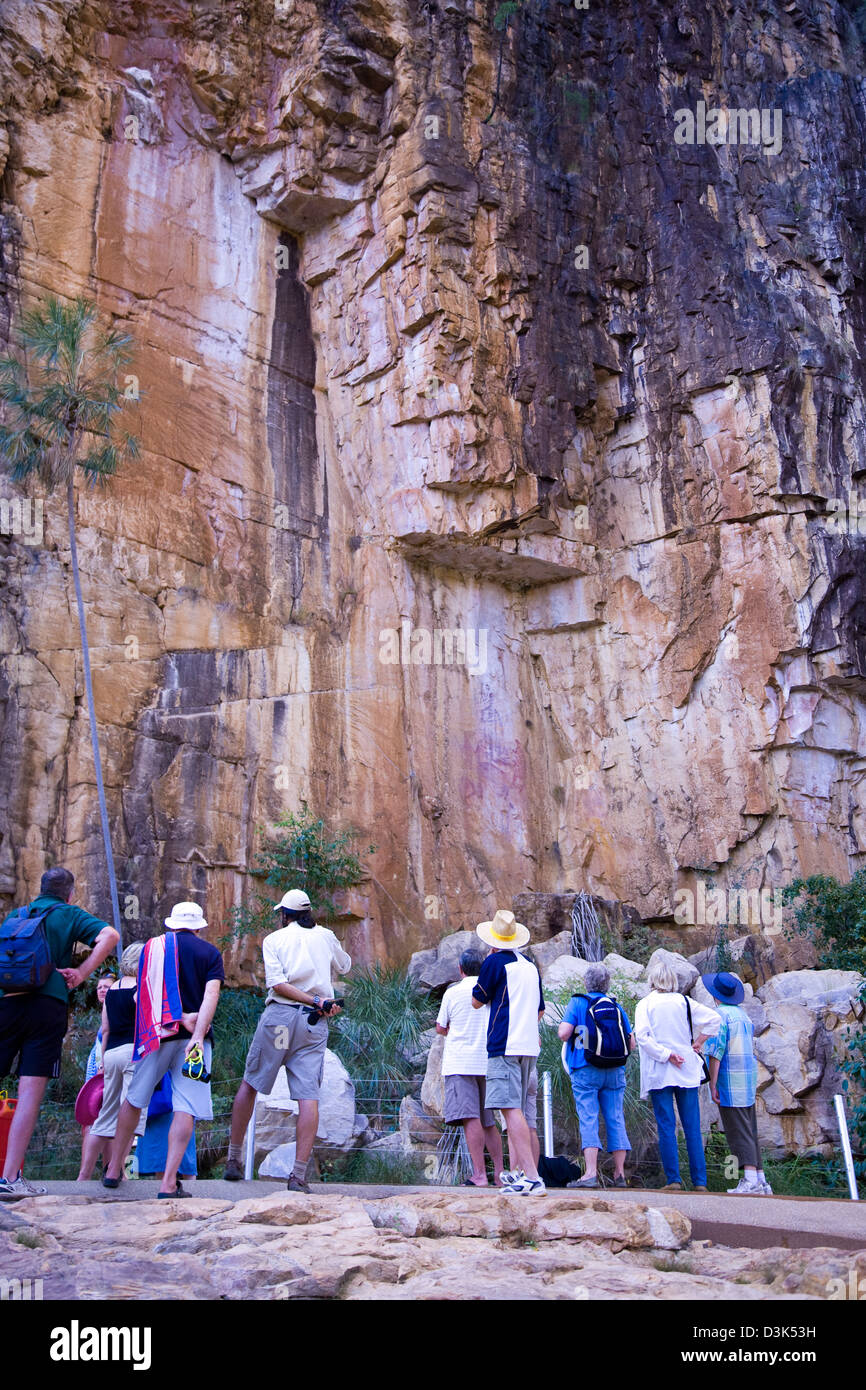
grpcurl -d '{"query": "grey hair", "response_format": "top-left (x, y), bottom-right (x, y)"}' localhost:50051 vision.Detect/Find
top-left (647, 959), bottom-right (679, 993)
top-left (119, 942), bottom-right (144, 978)
top-left (459, 949), bottom-right (485, 977)
top-left (584, 964), bottom-right (610, 993)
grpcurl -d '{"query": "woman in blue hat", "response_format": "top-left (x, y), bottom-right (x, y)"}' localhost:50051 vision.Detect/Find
top-left (703, 971), bottom-right (771, 1196)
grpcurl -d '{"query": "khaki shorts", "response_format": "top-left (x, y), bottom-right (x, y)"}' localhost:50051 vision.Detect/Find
top-left (486, 1055), bottom-right (537, 1116)
top-left (243, 1002), bottom-right (328, 1099)
top-left (443, 1074), bottom-right (496, 1127)
top-left (90, 1043), bottom-right (146, 1139)
top-left (126, 1039), bottom-right (214, 1121)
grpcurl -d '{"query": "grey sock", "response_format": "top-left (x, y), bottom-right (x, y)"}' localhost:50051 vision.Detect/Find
top-left (227, 1144), bottom-right (244, 1164)
top-left (292, 1158), bottom-right (308, 1182)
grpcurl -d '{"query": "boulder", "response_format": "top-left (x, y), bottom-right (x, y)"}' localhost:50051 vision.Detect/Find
top-left (741, 994), bottom-right (770, 1035)
top-left (748, 970), bottom-right (866, 1157)
top-left (541, 955), bottom-right (594, 995)
top-left (407, 930), bottom-right (479, 993)
top-left (643, 948), bottom-right (699, 994)
top-left (602, 952), bottom-right (645, 982)
top-left (406, 1026), bottom-right (439, 1067)
top-left (420, 1031), bottom-right (446, 1119)
top-left (753, 1001), bottom-right (825, 1099)
top-left (317, 1050), bottom-right (358, 1147)
top-left (6, 1187), bottom-right (862, 1301)
top-left (757, 969), bottom-right (865, 1017)
top-left (259, 1142), bottom-right (297, 1178)
top-left (688, 932), bottom-right (819, 989)
top-left (528, 930), bottom-right (575, 975)
top-left (253, 1069), bottom-right (299, 1164)
top-left (398, 1094), bottom-right (442, 1147)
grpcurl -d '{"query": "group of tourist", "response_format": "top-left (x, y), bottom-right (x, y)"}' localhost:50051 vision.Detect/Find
top-left (0, 868), bottom-right (770, 1200)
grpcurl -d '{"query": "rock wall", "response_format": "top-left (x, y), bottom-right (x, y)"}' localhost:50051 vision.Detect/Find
top-left (0, 0), bottom-right (865, 967)
top-left (7, 1187), bottom-right (864, 1299)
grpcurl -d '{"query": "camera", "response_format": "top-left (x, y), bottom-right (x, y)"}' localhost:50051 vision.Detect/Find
top-left (305, 995), bottom-right (345, 1025)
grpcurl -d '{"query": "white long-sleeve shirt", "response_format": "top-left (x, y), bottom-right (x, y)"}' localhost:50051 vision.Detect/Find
top-left (263, 923), bottom-right (351, 1004)
top-left (633, 990), bottom-right (722, 1099)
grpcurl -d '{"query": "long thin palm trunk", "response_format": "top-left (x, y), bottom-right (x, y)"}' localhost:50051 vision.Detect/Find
top-left (67, 477), bottom-right (122, 952)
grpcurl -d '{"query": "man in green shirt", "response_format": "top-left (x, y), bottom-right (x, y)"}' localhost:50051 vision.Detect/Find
top-left (0, 866), bottom-right (119, 1199)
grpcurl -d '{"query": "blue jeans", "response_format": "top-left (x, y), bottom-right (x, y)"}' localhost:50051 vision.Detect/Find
top-left (650, 1085), bottom-right (706, 1186)
top-left (570, 1066), bottom-right (630, 1152)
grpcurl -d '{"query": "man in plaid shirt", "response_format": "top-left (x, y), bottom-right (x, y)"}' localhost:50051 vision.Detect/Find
top-left (702, 971), bottom-right (771, 1196)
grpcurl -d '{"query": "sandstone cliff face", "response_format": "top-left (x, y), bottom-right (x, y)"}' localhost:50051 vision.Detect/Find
top-left (0, 0), bottom-right (864, 967)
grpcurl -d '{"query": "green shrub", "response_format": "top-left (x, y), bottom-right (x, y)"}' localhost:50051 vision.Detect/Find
top-left (331, 965), bottom-right (436, 1126)
top-left (321, 1150), bottom-right (428, 1186)
top-left (220, 809), bottom-right (374, 945)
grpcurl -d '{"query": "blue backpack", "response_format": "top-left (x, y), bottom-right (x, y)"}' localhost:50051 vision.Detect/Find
top-left (0, 903), bottom-right (57, 992)
top-left (573, 992), bottom-right (631, 1070)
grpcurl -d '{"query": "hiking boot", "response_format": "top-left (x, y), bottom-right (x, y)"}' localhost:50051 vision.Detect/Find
top-left (224, 1157), bottom-right (244, 1182)
top-left (0, 1173), bottom-right (45, 1201)
top-left (286, 1173), bottom-right (311, 1194)
top-left (693, 1185), bottom-right (709, 1192)
top-left (661, 1181), bottom-right (683, 1191)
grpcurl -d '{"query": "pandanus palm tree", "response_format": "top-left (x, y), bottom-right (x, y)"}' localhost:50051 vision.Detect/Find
top-left (0, 296), bottom-right (140, 950)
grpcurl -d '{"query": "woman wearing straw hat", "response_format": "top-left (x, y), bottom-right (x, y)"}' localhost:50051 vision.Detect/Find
top-left (471, 909), bottom-right (546, 1196)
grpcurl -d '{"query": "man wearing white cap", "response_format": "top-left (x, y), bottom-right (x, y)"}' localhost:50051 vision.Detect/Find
top-left (103, 901), bottom-right (224, 1198)
top-left (225, 889), bottom-right (351, 1192)
top-left (471, 909), bottom-right (546, 1195)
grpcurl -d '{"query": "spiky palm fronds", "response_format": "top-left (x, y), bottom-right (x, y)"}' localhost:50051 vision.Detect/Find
top-left (0, 295), bottom-right (139, 490)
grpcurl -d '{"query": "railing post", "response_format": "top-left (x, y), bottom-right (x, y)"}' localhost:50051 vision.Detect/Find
top-left (542, 1070), bottom-right (554, 1158)
top-left (243, 1097), bottom-right (256, 1181)
top-left (834, 1093), bottom-right (860, 1200)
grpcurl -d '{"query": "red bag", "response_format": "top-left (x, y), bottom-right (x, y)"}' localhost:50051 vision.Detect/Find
top-left (0, 1090), bottom-right (17, 1168)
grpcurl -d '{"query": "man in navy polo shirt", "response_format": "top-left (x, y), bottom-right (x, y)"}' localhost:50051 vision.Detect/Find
top-left (471, 909), bottom-right (545, 1196)
top-left (103, 901), bottom-right (224, 1198)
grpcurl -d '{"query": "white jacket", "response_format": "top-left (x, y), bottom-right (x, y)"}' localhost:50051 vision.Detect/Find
top-left (633, 991), bottom-right (722, 1099)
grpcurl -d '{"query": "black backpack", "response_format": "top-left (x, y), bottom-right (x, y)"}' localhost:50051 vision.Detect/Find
top-left (0, 903), bottom-right (56, 992)
top-left (538, 1154), bottom-right (582, 1187)
top-left (573, 992), bottom-right (631, 1069)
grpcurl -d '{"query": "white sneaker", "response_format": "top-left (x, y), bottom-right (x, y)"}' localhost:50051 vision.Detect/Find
top-left (727, 1177), bottom-right (762, 1195)
top-left (499, 1169), bottom-right (524, 1190)
top-left (758, 1179), bottom-right (773, 1195)
top-left (0, 1172), bottom-right (46, 1199)
top-left (503, 1173), bottom-right (547, 1195)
